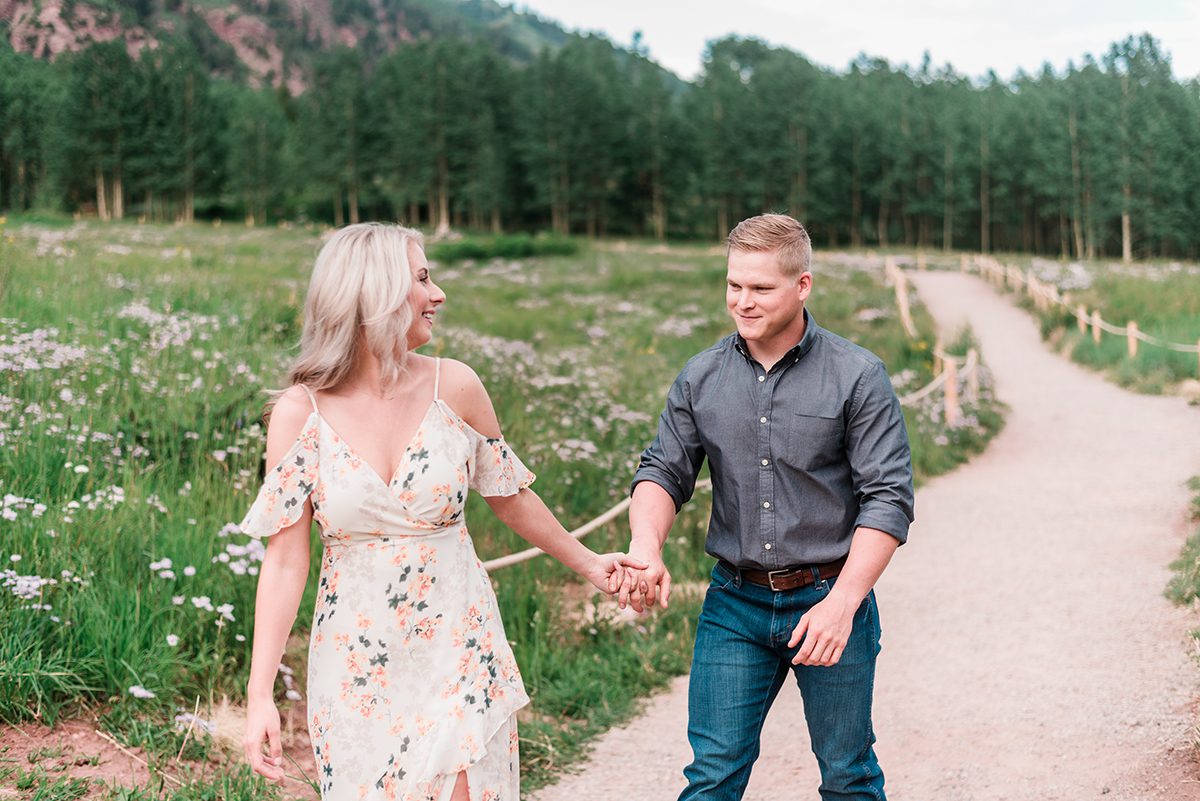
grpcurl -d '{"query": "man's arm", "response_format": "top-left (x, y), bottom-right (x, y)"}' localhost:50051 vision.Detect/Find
top-left (623, 365), bottom-right (706, 612)
top-left (622, 481), bottom-right (678, 611)
top-left (788, 358), bottom-right (914, 666)
top-left (787, 526), bottom-right (896, 665)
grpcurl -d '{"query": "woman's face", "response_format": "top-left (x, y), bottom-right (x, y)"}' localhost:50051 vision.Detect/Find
top-left (405, 242), bottom-right (445, 350)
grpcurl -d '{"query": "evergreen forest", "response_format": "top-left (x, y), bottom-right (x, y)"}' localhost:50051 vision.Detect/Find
top-left (2, 23), bottom-right (1199, 259)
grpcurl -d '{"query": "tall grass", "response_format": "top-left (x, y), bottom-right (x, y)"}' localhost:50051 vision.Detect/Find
top-left (0, 220), bottom-right (1001, 793)
top-left (997, 254), bottom-right (1200, 393)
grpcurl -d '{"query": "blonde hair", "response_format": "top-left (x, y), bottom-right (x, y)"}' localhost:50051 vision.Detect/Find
top-left (727, 213), bottom-right (813, 278)
top-left (280, 223), bottom-right (425, 404)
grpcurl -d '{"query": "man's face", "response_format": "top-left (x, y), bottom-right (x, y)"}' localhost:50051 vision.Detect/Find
top-left (725, 249), bottom-right (811, 346)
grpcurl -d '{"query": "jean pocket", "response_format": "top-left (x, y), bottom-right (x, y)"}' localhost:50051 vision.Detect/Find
top-left (709, 563), bottom-right (738, 593)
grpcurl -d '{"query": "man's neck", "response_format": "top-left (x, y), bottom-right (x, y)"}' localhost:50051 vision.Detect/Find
top-left (745, 314), bottom-right (808, 373)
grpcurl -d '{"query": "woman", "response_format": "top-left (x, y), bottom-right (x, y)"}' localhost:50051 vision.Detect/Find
top-left (241, 223), bottom-right (640, 801)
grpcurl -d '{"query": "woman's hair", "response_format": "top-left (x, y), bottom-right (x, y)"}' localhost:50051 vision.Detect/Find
top-left (273, 223), bottom-right (425, 411)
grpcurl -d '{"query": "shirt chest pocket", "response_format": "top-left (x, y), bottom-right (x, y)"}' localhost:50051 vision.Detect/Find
top-left (786, 408), bottom-right (845, 470)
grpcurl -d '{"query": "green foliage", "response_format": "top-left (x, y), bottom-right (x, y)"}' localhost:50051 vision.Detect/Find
top-left (1009, 255), bottom-right (1200, 391)
top-left (1166, 478), bottom-right (1200, 605)
top-left (3, 18), bottom-right (1199, 257)
top-left (430, 233), bottom-right (578, 261)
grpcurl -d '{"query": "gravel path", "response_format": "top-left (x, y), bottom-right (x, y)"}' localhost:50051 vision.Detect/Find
top-left (531, 272), bottom-right (1200, 801)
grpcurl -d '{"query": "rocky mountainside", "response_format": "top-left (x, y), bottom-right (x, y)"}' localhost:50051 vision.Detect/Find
top-left (0, 0), bottom-right (575, 93)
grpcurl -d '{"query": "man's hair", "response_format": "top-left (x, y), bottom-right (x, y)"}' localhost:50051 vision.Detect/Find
top-left (726, 214), bottom-right (813, 278)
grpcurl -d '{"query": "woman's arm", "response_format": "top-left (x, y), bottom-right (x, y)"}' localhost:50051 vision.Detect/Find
top-left (440, 360), bottom-right (641, 590)
top-left (243, 389), bottom-right (314, 783)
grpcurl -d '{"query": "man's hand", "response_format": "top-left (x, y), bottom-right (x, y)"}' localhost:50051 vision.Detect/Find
top-left (581, 552), bottom-right (648, 595)
top-left (618, 542), bottom-right (671, 613)
top-left (787, 589), bottom-right (859, 666)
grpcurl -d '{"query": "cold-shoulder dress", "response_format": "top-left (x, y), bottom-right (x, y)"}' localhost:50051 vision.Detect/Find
top-left (240, 359), bottom-right (534, 801)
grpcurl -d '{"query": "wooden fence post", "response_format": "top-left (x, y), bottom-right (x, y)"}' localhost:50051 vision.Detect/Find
top-left (1077, 306), bottom-right (1088, 333)
top-left (894, 272), bottom-right (916, 338)
top-left (944, 359), bottom-right (960, 426)
top-left (1091, 310), bottom-right (1102, 344)
top-left (933, 338), bottom-right (944, 376)
top-left (917, 252), bottom-right (927, 271)
top-left (966, 350), bottom-right (979, 403)
top-left (1127, 322), bottom-right (1139, 359)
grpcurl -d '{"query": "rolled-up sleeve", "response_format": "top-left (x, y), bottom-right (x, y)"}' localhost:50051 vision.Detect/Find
top-left (631, 366), bottom-right (706, 512)
top-left (846, 360), bottom-right (915, 543)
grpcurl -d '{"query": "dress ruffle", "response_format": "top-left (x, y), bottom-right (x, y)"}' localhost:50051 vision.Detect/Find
top-left (468, 434), bottom-right (535, 497)
top-left (239, 412), bottom-right (320, 538)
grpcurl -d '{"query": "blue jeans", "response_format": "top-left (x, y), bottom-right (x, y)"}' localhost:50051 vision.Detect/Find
top-left (679, 563), bottom-right (885, 801)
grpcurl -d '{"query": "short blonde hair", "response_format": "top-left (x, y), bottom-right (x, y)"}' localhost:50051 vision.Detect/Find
top-left (285, 222), bottom-right (425, 396)
top-left (727, 214), bottom-right (812, 278)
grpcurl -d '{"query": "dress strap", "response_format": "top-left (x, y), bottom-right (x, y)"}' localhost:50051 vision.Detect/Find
top-left (433, 358), bottom-right (441, 400)
top-left (299, 384), bottom-right (319, 413)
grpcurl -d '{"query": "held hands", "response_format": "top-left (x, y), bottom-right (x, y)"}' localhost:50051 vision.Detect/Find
top-left (583, 552), bottom-right (649, 596)
top-left (787, 588), bottom-right (859, 667)
top-left (244, 696), bottom-right (285, 783)
top-left (616, 544), bottom-right (672, 613)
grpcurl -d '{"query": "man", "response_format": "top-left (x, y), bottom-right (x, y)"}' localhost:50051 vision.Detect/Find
top-left (622, 213), bottom-right (913, 800)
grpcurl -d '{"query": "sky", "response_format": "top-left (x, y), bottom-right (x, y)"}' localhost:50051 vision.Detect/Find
top-left (508, 0), bottom-right (1200, 82)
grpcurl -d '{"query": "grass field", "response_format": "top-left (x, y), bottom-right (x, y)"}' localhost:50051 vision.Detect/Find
top-left (0, 218), bottom-right (1003, 798)
top-left (985, 254), bottom-right (1200, 395)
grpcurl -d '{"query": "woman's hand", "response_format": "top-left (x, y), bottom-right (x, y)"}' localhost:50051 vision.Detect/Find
top-left (582, 552), bottom-right (648, 596)
top-left (244, 695), bottom-right (286, 783)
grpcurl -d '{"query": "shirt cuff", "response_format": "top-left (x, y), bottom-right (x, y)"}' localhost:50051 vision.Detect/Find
top-left (630, 469), bottom-right (689, 513)
top-left (854, 501), bottom-right (912, 544)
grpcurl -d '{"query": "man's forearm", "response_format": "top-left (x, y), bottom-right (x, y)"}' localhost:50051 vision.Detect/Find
top-left (629, 481), bottom-right (678, 553)
top-left (827, 526), bottom-right (899, 605)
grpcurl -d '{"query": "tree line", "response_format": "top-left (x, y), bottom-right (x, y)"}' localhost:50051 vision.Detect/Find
top-left (2, 30), bottom-right (1198, 259)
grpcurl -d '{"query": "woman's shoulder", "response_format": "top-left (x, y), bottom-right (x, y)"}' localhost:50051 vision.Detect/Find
top-left (433, 358), bottom-right (500, 437)
top-left (435, 357), bottom-right (484, 394)
top-left (269, 385), bottom-right (318, 433)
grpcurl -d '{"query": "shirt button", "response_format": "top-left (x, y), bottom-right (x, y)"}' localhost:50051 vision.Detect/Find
top-left (757, 375), bottom-right (765, 382)
top-left (761, 459), bottom-right (769, 466)
top-left (759, 416), bottom-right (767, 423)
top-left (762, 501), bottom-right (770, 509)
top-left (764, 543), bottom-right (773, 550)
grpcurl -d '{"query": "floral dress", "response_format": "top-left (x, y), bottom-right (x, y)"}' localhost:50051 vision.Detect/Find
top-left (241, 360), bottom-right (534, 801)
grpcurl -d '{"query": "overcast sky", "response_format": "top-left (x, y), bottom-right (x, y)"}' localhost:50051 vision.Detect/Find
top-left (508, 0), bottom-right (1200, 82)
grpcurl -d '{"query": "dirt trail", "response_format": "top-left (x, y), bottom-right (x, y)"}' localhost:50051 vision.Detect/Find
top-left (532, 272), bottom-right (1200, 801)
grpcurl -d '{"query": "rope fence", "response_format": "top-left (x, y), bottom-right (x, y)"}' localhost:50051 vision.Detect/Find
top-left (968, 254), bottom-right (1200, 370)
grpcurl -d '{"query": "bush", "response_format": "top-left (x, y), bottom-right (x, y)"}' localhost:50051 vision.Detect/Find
top-left (430, 233), bottom-right (578, 262)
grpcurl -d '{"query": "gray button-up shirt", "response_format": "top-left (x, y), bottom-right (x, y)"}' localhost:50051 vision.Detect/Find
top-left (632, 311), bottom-right (914, 569)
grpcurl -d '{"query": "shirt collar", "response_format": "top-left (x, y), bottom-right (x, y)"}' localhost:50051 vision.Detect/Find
top-left (733, 309), bottom-right (821, 365)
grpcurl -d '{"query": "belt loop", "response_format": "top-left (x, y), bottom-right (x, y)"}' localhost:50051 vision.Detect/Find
top-left (809, 565), bottom-right (821, 586)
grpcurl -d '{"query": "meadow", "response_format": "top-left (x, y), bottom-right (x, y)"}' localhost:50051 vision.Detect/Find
top-left (988, 254), bottom-right (1200, 394)
top-left (0, 218), bottom-right (1002, 798)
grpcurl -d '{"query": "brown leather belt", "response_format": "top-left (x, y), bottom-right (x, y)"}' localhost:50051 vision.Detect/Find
top-left (719, 556), bottom-right (847, 591)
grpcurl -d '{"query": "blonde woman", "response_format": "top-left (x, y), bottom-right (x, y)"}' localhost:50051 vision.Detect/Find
top-left (241, 223), bottom-right (641, 801)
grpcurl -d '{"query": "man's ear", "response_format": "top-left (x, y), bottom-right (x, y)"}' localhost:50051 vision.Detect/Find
top-left (796, 271), bottom-right (813, 302)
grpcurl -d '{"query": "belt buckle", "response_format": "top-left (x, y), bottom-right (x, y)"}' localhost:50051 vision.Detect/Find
top-left (767, 567), bottom-right (799, 592)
